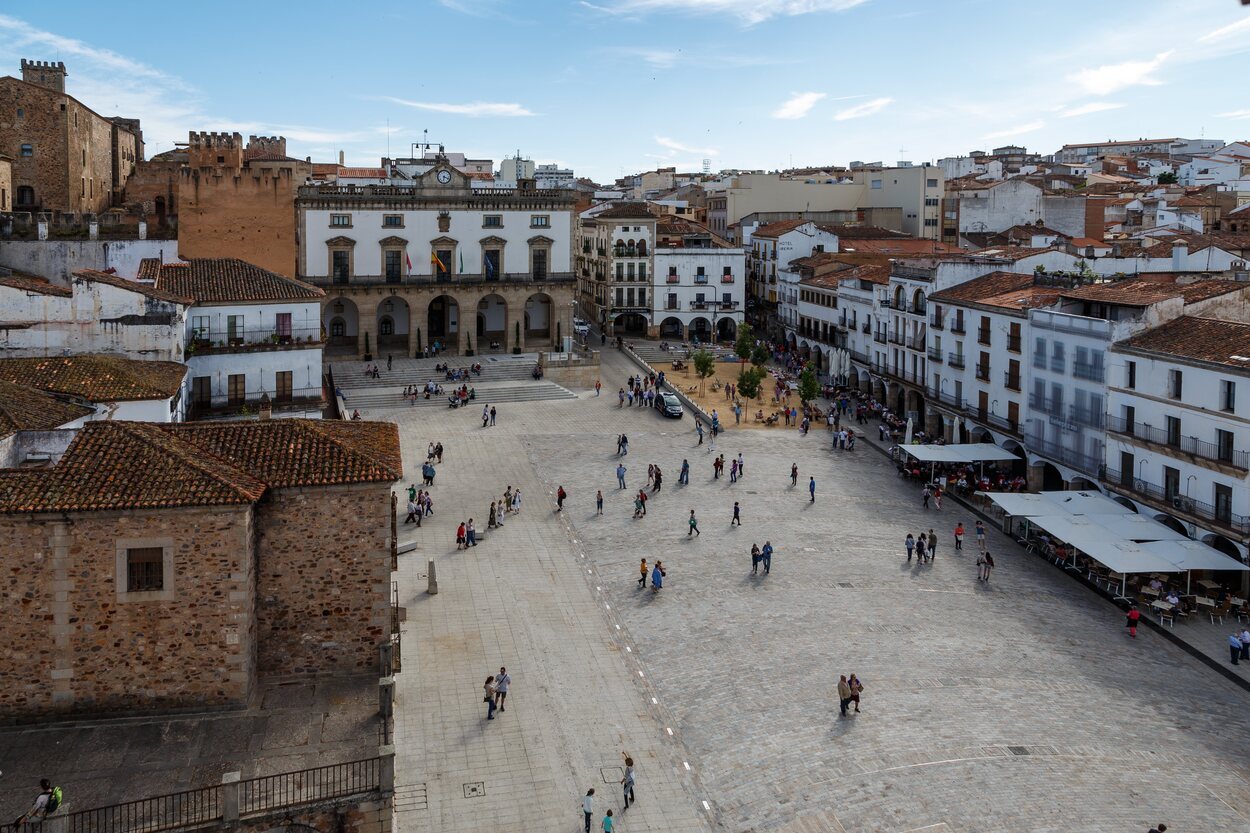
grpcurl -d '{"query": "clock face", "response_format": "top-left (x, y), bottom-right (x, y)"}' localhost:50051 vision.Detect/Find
top-left (436, 170), bottom-right (452, 184)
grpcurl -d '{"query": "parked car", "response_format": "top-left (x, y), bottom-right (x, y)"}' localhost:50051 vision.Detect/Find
top-left (573, 320), bottom-right (590, 336)
top-left (656, 391), bottom-right (684, 418)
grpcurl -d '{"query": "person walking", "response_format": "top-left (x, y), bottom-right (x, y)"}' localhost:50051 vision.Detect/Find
top-left (809, 476), bottom-right (816, 502)
top-left (602, 809), bottom-right (615, 832)
top-left (696, 422), bottom-right (704, 445)
top-left (838, 675), bottom-right (852, 717)
top-left (484, 675), bottom-right (498, 719)
top-left (482, 404), bottom-right (490, 429)
top-left (848, 674), bottom-right (864, 713)
top-left (620, 434), bottom-right (629, 456)
top-left (915, 534), bottom-right (927, 563)
top-left (975, 520), bottom-right (986, 554)
top-left (1230, 632), bottom-right (1244, 665)
top-left (737, 452), bottom-right (745, 478)
top-left (1241, 627), bottom-right (1250, 661)
top-left (617, 463), bottom-right (627, 490)
top-left (404, 498), bottom-right (420, 524)
top-left (688, 509), bottom-right (700, 536)
top-left (954, 522), bottom-right (965, 551)
top-left (651, 561), bottom-right (666, 592)
top-left (978, 551), bottom-right (995, 582)
top-left (761, 541), bottom-right (774, 574)
top-left (638, 558), bottom-right (648, 589)
top-left (621, 755), bottom-right (636, 809)
top-left (922, 484), bottom-right (931, 509)
top-left (466, 518), bottom-right (477, 547)
top-left (595, 380), bottom-right (602, 396)
top-left (596, 490), bottom-right (604, 515)
top-left (679, 458), bottom-right (690, 485)
top-left (494, 667), bottom-right (511, 711)
top-left (582, 789), bottom-right (595, 833)
top-left (790, 463), bottom-right (798, 487)
top-left (732, 501), bottom-right (741, 526)
top-left (556, 486), bottom-right (567, 512)
top-left (927, 528), bottom-right (937, 560)
top-left (15, 780), bottom-right (59, 826)
top-left (729, 458), bottom-right (738, 483)
top-left (751, 543), bottom-right (761, 575)
top-left (456, 521), bottom-right (466, 550)
top-left (490, 405), bottom-right (497, 426)
top-left (647, 464), bottom-right (655, 487)
top-left (905, 533), bottom-right (915, 561)
top-left (1125, 604), bottom-right (1141, 638)
top-left (933, 486), bottom-right (942, 510)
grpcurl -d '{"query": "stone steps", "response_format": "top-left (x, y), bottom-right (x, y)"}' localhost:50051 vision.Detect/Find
top-left (340, 381), bottom-right (577, 410)
top-left (332, 354), bottom-right (542, 389)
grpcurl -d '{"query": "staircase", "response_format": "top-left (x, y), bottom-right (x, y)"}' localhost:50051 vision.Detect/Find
top-left (330, 354), bottom-right (577, 411)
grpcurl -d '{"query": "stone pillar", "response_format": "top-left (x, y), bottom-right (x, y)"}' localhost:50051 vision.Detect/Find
top-left (88, 220), bottom-right (99, 240)
top-left (222, 772), bottom-right (241, 823)
top-left (409, 301), bottom-right (423, 357)
top-left (427, 558), bottom-right (438, 594)
top-left (138, 220), bottom-right (147, 240)
top-left (1027, 461), bottom-right (1045, 492)
top-left (37, 220), bottom-right (48, 241)
top-left (379, 745), bottom-right (396, 795)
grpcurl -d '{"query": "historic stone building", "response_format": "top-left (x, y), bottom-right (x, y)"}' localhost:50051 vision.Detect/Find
top-left (0, 418), bottom-right (401, 718)
top-left (298, 156), bottom-right (577, 358)
top-left (0, 60), bottom-right (143, 214)
top-left (178, 133), bottom-right (310, 278)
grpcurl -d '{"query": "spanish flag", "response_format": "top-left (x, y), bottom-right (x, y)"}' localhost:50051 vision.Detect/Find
top-left (431, 252), bottom-right (447, 273)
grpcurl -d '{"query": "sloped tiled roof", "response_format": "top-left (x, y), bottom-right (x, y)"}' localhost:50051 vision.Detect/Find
top-left (0, 419), bottom-right (403, 514)
top-left (595, 202), bottom-right (656, 220)
top-left (0, 356), bottom-right (187, 402)
top-left (73, 269), bottom-right (194, 305)
top-left (138, 258), bottom-right (325, 304)
top-left (751, 219), bottom-right (810, 239)
top-left (0, 273), bottom-right (71, 297)
top-left (832, 263), bottom-right (891, 286)
top-left (928, 271), bottom-right (1059, 315)
top-left (0, 380), bottom-right (92, 439)
top-left (1116, 316), bottom-right (1250, 370)
top-left (815, 225), bottom-right (910, 239)
top-left (1059, 278), bottom-right (1242, 306)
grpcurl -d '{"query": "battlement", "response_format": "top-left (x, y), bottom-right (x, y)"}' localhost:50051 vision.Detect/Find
top-left (188, 131), bottom-right (243, 149)
top-left (245, 135), bottom-right (288, 159)
top-left (20, 59), bottom-right (67, 93)
top-left (187, 131), bottom-right (244, 169)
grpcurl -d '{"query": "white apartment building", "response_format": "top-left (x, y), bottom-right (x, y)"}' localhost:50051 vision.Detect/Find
top-left (1107, 316), bottom-right (1250, 562)
top-left (575, 203), bottom-right (657, 337)
top-left (836, 264), bottom-right (890, 385)
top-left (749, 220), bottom-right (838, 315)
top-left (534, 163), bottom-right (575, 190)
top-left (652, 217), bottom-right (744, 342)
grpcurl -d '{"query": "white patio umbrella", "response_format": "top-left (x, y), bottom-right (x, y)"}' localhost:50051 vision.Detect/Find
top-left (951, 415), bottom-right (962, 444)
top-left (904, 417), bottom-right (914, 445)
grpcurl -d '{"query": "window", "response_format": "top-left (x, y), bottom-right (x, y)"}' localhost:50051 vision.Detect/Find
top-left (870, 179), bottom-right (882, 189)
top-left (436, 249), bottom-right (452, 280)
top-left (82, 149), bottom-right (87, 167)
top-left (627, 263), bottom-right (635, 280)
top-left (1163, 466), bottom-right (1180, 501)
top-left (15, 107), bottom-right (22, 118)
top-left (192, 376), bottom-right (212, 405)
top-left (1050, 383), bottom-right (1064, 413)
top-left (616, 288), bottom-right (624, 306)
top-left (484, 249), bottom-right (501, 280)
top-left (1165, 416), bottom-right (1181, 447)
top-left (276, 312), bottom-right (292, 340)
top-left (20, 143), bottom-right (32, 157)
top-left (330, 214), bottom-right (351, 227)
top-left (924, 197), bottom-right (939, 206)
top-left (638, 263), bottom-right (647, 281)
top-left (192, 315), bottom-right (210, 340)
top-left (483, 215), bottom-right (503, 228)
top-left (330, 318), bottom-right (345, 337)
top-left (331, 250), bottom-right (350, 282)
top-left (926, 178), bottom-right (939, 188)
top-left (1034, 337), bottom-right (1046, 368)
top-left (383, 214), bottom-right (404, 227)
top-left (1215, 483), bottom-right (1233, 523)
top-left (530, 215), bottom-right (550, 228)
top-left (923, 218), bottom-right (938, 227)
top-left (1221, 379), bottom-right (1236, 412)
top-left (1051, 341), bottom-right (1065, 373)
top-left (532, 248), bottom-right (548, 279)
top-left (1168, 368), bottom-right (1183, 399)
top-left (1119, 451), bottom-right (1135, 487)
top-left (226, 315), bottom-right (245, 345)
top-left (276, 371), bottom-right (293, 403)
top-left (1217, 429), bottom-right (1235, 463)
top-left (1122, 405), bottom-right (1136, 435)
top-left (616, 262), bottom-right (624, 280)
top-left (385, 250), bottom-right (403, 281)
top-left (228, 374), bottom-right (246, 406)
top-left (380, 316), bottom-right (394, 336)
top-left (126, 547), bottom-right (165, 592)
top-left (1126, 360), bottom-right (1136, 389)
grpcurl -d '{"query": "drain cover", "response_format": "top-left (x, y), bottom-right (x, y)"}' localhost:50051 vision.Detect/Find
top-left (463, 782), bottom-right (485, 798)
top-left (1007, 746), bottom-right (1030, 756)
top-left (600, 766), bottom-right (624, 783)
top-left (837, 582), bottom-right (855, 588)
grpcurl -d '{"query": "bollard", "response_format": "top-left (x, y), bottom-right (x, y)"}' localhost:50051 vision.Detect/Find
top-left (427, 558), bottom-right (438, 595)
top-left (221, 772), bottom-right (241, 822)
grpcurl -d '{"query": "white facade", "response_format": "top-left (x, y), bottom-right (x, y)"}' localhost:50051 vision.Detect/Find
top-left (534, 164), bottom-right (575, 190)
top-left (754, 222), bottom-right (838, 313)
top-left (652, 246), bottom-right (745, 341)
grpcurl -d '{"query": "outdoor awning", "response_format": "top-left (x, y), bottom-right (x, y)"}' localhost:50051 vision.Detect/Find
top-left (1095, 514), bottom-right (1189, 542)
top-left (1038, 490), bottom-right (1134, 516)
top-left (978, 492), bottom-right (1064, 516)
top-left (1077, 540), bottom-right (1183, 575)
top-left (1026, 515), bottom-right (1127, 546)
top-left (1141, 539), bottom-right (1250, 573)
top-left (900, 443), bottom-right (1020, 464)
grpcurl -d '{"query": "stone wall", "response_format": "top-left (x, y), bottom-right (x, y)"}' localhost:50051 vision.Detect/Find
top-left (254, 483), bottom-right (393, 676)
top-left (0, 238), bottom-right (170, 282)
top-left (0, 157), bottom-right (11, 211)
top-left (0, 506), bottom-right (256, 718)
top-left (124, 158), bottom-right (181, 227)
top-left (228, 795), bottom-right (391, 833)
top-left (179, 164), bottom-right (305, 277)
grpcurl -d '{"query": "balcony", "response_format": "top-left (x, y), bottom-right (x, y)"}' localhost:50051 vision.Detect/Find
top-left (1003, 371), bottom-right (1021, 391)
top-left (930, 314), bottom-right (944, 330)
top-left (694, 275), bottom-right (709, 284)
top-left (1007, 335), bottom-right (1022, 353)
top-left (975, 363), bottom-right (990, 382)
top-left (948, 352), bottom-right (965, 369)
top-left (880, 298), bottom-right (893, 309)
top-left (721, 275), bottom-right (735, 283)
top-left (1028, 393), bottom-right (1059, 414)
top-left (907, 334), bottom-right (926, 350)
top-left (1072, 361), bottom-right (1105, 382)
top-left (1072, 407), bottom-right (1104, 429)
top-left (873, 331), bottom-right (887, 344)
top-left (1031, 437), bottom-right (1103, 477)
top-left (189, 385), bottom-right (323, 420)
top-left (889, 331), bottom-right (905, 345)
top-left (188, 326), bottom-right (323, 356)
top-left (950, 319), bottom-right (966, 335)
top-left (927, 347), bottom-right (943, 362)
top-left (307, 272), bottom-right (576, 288)
top-left (1033, 354), bottom-right (1046, 370)
top-left (665, 302), bottom-right (681, 311)
top-left (1102, 468), bottom-right (1250, 534)
top-left (689, 300), bottom-right (738, 310)
top-left (666, 274), bottom-right (680, 283)
top-left (861, 322), bottom-right (871, 334)
top-left (983, 411), bottom-right (1020, 434)
top-left (1106, 415), bottom-right (1249, 470)
top-left (930, 388), bottom-right (965, 409)
top-left (1050, 357), bottom-right (1065, 373)
top-left (977, 329), bottom-right (991, 347)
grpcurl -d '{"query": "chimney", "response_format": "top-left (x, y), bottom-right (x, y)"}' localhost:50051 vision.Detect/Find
top-left (339, 150), bottom-right (345, 166)
top-left (1172, 242), bottom-right (1188, 271)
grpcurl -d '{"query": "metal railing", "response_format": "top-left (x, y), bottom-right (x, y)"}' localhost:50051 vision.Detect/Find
top-left (930, 314), bottom-right (944, 330)
top-left (975, 363), bottom-right (990, 381)
top-left (1072, 361), bottom-right (1105, 382)
top-left (950, 320), bottom-right (966, 334)
top-left (1003, 371), bottom-right (1021, 391)
top-left (927, 347), bottom-right (943, 362)
top-left (189, 326), bottom-right (322, 353)
top-left (311, 272), bottom-right (575, 287)
top-left (240, 758), bottom-right (382, 816)
top-left (1006, 336), bottom-right (1021, 353)
top-left (873, 331), bottom-right (887, 344)
top-left (907, 334), bottom-right (926, 350)
top-left (977, 329), bottom-right (991, 346)
top-left (1050, 356), bottom-right (1065, 373)
top-left (1102, 468), bottom-right (1250, 532)
top-left (1033, 354), bottom-right (1046, 369)
top-left (1106, 415), bottom-right (1249, 469)
top-left (1032, 437), bottom-right (1103, 476)
top-left (948, 352), bottom-right (965, 368)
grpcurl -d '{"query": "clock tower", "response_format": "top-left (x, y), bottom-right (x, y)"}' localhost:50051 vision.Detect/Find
top-left (420, 156), bottom-right (470, 192)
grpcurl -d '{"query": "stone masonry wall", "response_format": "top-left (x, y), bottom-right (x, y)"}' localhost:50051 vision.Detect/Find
top-left (179, 166), bottom-right (301, 277)
top-left (229, 795), bottom-right (392, 833)
top-left (0, 506), bottom-right (256, 718)
top-left (254, 483), bottom-right (393, 676)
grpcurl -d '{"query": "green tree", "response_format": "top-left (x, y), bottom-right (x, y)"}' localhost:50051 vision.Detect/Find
top-left (798, 365), bottom-right (820, 405)
top-left (736, 366), bottom-right (763, 400)
top-left (1157, 171), bottom-right (1177, 184)
top-left (734, 322), bottom-right (755, 364)
top-left (692, 348), bottom-right (716, 393)
top-left (751, 343), bottom-right (770, 368)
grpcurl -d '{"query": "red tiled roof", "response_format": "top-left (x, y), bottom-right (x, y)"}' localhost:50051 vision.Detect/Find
top-left (930, 271), bottom-right (1038, 308)
top-left (594, 203), bottom-right (656, 220)
top-left (1116, 316), bottom-right (1250, 370)
top-left (245, 153), bottom-right (306, 163)
top-left (73, 269), bottom-right (193, 305)
top-left (833, 263), bottom-right (891, 286)
top-left (751, 219), bottom-right (810, 239)
top-left (139, 258), bottom-right (324, 304)
top-left (0, 419), bottom-right (403, 514)
top-left (0, 380), bottom-right (92, 439)
top-left (0, 356), bottom-right (187, 402)
top-left (0, 273), bottom-right (71, 297)
top-left (338, 167), bottom-right (388, 178)
top-left (840, 239), bottom-right (962, 255)
top-left (815, 225), bottom-right (910, 240)
top-left (1059, 277), bottom-right (1243, 306)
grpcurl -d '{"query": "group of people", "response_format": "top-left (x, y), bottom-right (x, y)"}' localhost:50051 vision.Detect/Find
top-left (404, 381), bottom-right (445, 403)
top-left (903, 521), bottom-right (995, 581)
top-left (488, 486), bottom-right (523, 530)
top-left (618, 372), bottom-right (665, 408)
top-left (836, 674), bottom-right (865, 717)
top-left (439, 362), bottom-right (481, 381)
top-left (446, 384), bottom-right (477, 408)
top-left (638, 558), bottom-right (667, 592)
top-left (581, 753), bottom-right (637, 832)
top-left (404, 483), bottom-right (434, 525)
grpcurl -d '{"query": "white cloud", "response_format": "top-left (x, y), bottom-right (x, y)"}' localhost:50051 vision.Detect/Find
top-left (584, 0), bottom-right (868, 25)
top-left (0, 14), bottom-right (190, 88)
top-left (833, 96), bottom-right (893, 121)
top-left (772, 91), bottom-right (825, 119)
top-left (384, 97), bottom-right (536, 117)
top-left (655, 135), bottom-right (718, 156)
top-left (1067, 50), bottom-right (1173, 95)
top-left (1199, 16), bottom-right (1250, 42)
top-left (1216, 109), bottom-right (1250, 120)
top-left (981, 120), bottom-right (1045, 141)
top-left (1059, 101), bottom-right (1125, 118)
top-left (610, 47), bottom-right (682, 68)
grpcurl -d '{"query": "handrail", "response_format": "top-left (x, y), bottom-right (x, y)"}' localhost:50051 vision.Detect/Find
top-left (1106, 415), bottom-right (1248, 469)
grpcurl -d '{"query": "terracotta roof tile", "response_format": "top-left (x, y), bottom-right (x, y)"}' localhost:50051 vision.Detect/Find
top-left (140, 258), bottom-right (325, 304)
top-left (839, 239), bottom-right (962, 255)
top-left (1117, 316), bottom-right (1250, 370)
top-left (73, 269), bottom-right (193, 305)
top-left (751, 219), bottom-right (810, 239)
top-left (833, 263), bottom-right (891, 286)
top-left (0, 273), bottom-right (71, 297)
top-left (1059, 278), bottom-right (1243, 306)
top-left (0, 356), bottom-right (187, 402)
top-left (0, 380), bottom-right (92, 438)
top-left (815, 225), bottom-right (910, 239)
top-left (594, 202), bottom-right (656, 220)
top-left (930, 271), bottom-right (1037, 306)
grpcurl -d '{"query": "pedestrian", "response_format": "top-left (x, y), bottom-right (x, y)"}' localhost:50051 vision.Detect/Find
top-left (696, 421), bottom-right (704, 445)
top-left (484, 675), bottom-right (497, 719)
top-left (638, 489), bottom-right (648, 516)
top-left (556, 486), bottom-right (567, 511)
top-left (652, 467), bottom-right (662, 492)
top-left (1231, 632), bottom-right (1244, 665)
top-left (387, 354), bottom-right (393, 371)
top-left (809, 476), bottom-right (816, 502)
top-left (933, 486), bottom-right (942, 510)
top-left (620, 434), bottom-right (628, 455)
top-left (489, 501), bottom-right (498, 528)
top-left (456, 521), bottom-right (466, 550)
top-left (602, 809), bottom-right (614, 832)
top-left (633, 494), bottom-right (644, 519)
top-left (848, 674), bottom-right (863, 713)
top-left (978, 551), bottom-right (995, 582)
top-left (838, 674), bottom-right (851, 717)
top-left (679, 458), bottom-right (690, 485)
top-left (466, 518), bottom-right (477, 547)
top-left (638, 558), bottom-right (648, 589)
top-left (732, 501), bottom-right (741, 525)
top-left (15, 780), bottom-right (59, 825)
top-left (954, 522), bottom-right (964, 551)
top-left (512, 488), bottom-right (522, 514)
top-left (651, 560), bottom-right (666, 592)
top-left (618, 388), bottom-right (626, 407)
top-left (1125, 604), bottom-right (1140, 638)
top-left (482, 404), bottom-right (490, 428)
top-left (916, 534), bottom-right (927, 563)
top-left (729, 458), bottom-right (738, 483)
top-left (905, 533), bottom-right (915, 561)
top-left (762, 540), bottom-right (773, 574)
top-left (404, 498), bottom-right (419, 524)
top-left (647, 464), bottom-right (655, 486)
top-left (621, 755), bottom-right (636, 809)
top-left (751, 543), bottom-right (761, 574)
top-left (922, 484), bottom-right (931, 509)
top-left (688, 509), bottom-right (700, 536)
top-left (596, 490), bottom-right (604, 515)
top-left (1241, 627), bottom-right (1250, 661)
top-left (582, 789), bottom-right (595, 833)
top-left (494, 667), bottom-right (511, 710)
top-left (975, 520), bottom-right (986, 554)
top-left (595, 380), bottom-right (602, 396)
top-left (737, 452), bottom-right (744, 477)
top-left (617, 463), bottom-right (627, 490)
top-left (927, 528), bottom-right (937, 559)
top-left (490, 405), bottom-right (497, 426)
top-left (790, 463), bottom-right (798, 486)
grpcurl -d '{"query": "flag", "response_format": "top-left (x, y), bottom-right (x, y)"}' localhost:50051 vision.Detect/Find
top-left (405, 252), bottom-right (412, 274)
top-left (486, 255), bottom-right (496, 279)
top-left (431, 251), bottom-right (447, 273)
top-left (458, 250), bottom-right (463, 274)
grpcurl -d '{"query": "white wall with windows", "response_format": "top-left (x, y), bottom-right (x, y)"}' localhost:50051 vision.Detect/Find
top-left (652, 247), bottom-right (745, 339)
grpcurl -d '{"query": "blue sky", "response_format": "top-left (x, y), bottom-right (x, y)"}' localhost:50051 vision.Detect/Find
top-left (3, 1), bottom-right (1249, 183)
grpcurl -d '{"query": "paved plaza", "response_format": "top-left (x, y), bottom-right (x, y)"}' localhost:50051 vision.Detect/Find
top-left (382, 349), bottom-right (1250, 833)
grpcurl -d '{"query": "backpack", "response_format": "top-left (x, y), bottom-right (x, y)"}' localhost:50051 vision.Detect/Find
top-left (46, 787), bottom-right (62, 814)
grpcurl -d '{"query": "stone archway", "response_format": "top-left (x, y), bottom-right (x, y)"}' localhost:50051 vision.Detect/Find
top-left (659, 316), bottom-right (684, 338)
top-left (1112, 495), bottom-right (1139, 513)
top-left (1040, 461), bottom-right (1065, 491)
top-left (614, 313), bottom-right (648, 337)
top-left (376, 296), bottom-right (410, 355)
top-left (322, 297), bottom-right (359, 355)
top-left (427, 295), bottom-right (459, 353)
top-left (1153, 513), bottom-right (1189, 536)
top-left (857, 369), bottom-right (871, 394)
top-left (1202, 533), bottom-right (1243, 561)
top-left (525, 292), bottom-right (555, 348)
top-left (477, 293), bottom-right (508, 351)
top-left (689, 316), bottom-right (712, 343)
top-left (717, 317), bottom-right (737, 342)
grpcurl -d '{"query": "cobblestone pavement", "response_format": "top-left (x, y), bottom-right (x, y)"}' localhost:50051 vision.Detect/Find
top-left (383, 349), bottom-right (1250, 833)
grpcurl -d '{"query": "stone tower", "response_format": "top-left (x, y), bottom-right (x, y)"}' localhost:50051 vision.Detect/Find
top-left (20, 59), bottom-right (66, 93)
